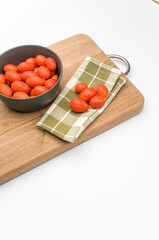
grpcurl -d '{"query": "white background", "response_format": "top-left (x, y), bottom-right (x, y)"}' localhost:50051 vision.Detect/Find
top-left (0, 0), bottom-right (159, 239)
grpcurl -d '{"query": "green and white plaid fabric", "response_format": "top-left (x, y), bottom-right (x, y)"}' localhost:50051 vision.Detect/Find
top-left (37, 56), bottom-right (126, 143)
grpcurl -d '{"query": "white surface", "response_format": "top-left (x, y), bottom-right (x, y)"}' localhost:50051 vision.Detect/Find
top-left (0, 0), bottom-right (159, 239)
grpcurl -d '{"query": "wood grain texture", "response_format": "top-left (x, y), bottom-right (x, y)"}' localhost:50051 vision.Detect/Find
top-left (152, 0), bottom-right (159, 4)
top-left (0, 34), bottom-right (144, 185)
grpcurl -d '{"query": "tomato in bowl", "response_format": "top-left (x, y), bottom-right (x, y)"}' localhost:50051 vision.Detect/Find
top-left (0, 45), bottom-right (63, 112)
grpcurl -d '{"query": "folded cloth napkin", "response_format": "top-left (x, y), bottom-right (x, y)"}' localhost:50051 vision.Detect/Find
top-left (37, 56), bottom-right (126, 143)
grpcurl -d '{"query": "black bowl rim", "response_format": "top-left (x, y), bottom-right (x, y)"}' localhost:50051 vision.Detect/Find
top-left (0, 44), bottom-right (63, 101)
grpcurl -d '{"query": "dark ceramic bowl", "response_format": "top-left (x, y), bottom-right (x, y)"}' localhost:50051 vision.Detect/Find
top-left (0, 45), bottom-right (63, 112)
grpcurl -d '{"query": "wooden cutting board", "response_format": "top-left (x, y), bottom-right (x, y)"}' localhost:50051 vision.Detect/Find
top-left (0, 34), bottom-right (144, 185)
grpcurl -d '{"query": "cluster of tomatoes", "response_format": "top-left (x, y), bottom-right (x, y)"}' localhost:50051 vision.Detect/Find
top-left (70, 83), bottom-right (109, 112)
top-left (0, 55), bottom-right (58, 98)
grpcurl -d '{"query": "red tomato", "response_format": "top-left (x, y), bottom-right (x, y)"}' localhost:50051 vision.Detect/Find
top-left (17, 62), bottom-right (34, 72)
top-left (45, 57), bottom-right (57, 71)
top-left (37, 66), bottom-right (50, 79)
top-left (79, 87), bottom-right (96, 102)
top-left (0, 83), bottom-right (12, 97)
top-left (3, 64), bottom-right (18, 72)
top-left (30, 95), bottom-right (36, 98)
top-left (89, 96), bottom-right (106, 108)
top-left (30, 88), bottom-right (36, 96)
top-left (25, 58), bottom-right (37, 67)
top-left (70, 98), bottom-right (89, 113)
top-left (35, 55), bottom-right (46, 66)
top-left (12, 92), bottom-right (29, 99)
top-left (75, 82), bottom-right (88, 93)
top-left (26, 76), bottom-right (44, 87)
top-left (21, 71), bottom-right (38, 81)
top-left (11, 81), bottom-right (30, 93)
top-left (44, 78), bottom-right (57, 89)
top-left (33, 67), bottom-right (38, 73)
top-left (96, 85), bottom-right (109, 98)
top-left (6, 80), bottom-right (11, 86)
top-left (5, 71), bottom-right (21, 82)
top-left (0, 74), bottom-right (6, 84)
top-left (33, 86), bottom-right (48, 96)
top-left (50, 71), bottom-right (56, 77)
top-left (51, 74), bottom-right (58, 81)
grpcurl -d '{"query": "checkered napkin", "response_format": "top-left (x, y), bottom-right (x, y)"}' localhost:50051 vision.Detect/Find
top-left (37, 56), bottom-right (126, 143)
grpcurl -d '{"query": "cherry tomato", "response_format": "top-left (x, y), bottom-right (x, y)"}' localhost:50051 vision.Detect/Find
top-left (89, 96), bottom-right (106, 108)
top-left (79, 87), bottom-right (96, 102)
top-left (12, 92), bottom-right (29, 99)
top-left (30, 88), bottom-right (36, 96)
top-left (0, 74), bottom-right (6, 84)
top-left (75, 82), bottom-right (88, 93)
top-left (51, 74), bottom-right (58, 81)
top-left (6, 80), bottom-right (11, 86)
top-left (33, 67), bottom-right (38, 73)
top-left (70, 98), bottom-right (89, 113)
top-left (21, 71), bottom-right (38, 81)
top-left (17, 62), bottom-right (34, 72)
top-left (0, 83), bottom-right (12, 97)
top-left (35, 55), bottom-right (46, 66)
top-left (30, 95), bottom-right (36, 98)
top-left (5, 71), bottom-right (21, 82)
top-left (33, 86), bottom-right (48, 96)
top-left (26, 76), bottom-right (44, 87)
top-left (25, 57), bottom-right (37, 67)
top-left (50, 71), bottom-right (56, 77)
top-left (45, 57), bottom-right (57, 71)
top-left (3, 64), bottom-right (18, 72)
top-left (11, 81), bottom-right (30, 93)
top-left (37, 66), bottom-right (50, 79)
top-left (44, 78), bottom-right (57, 89)
top-left (96, 85), bottom-right (109, 98)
